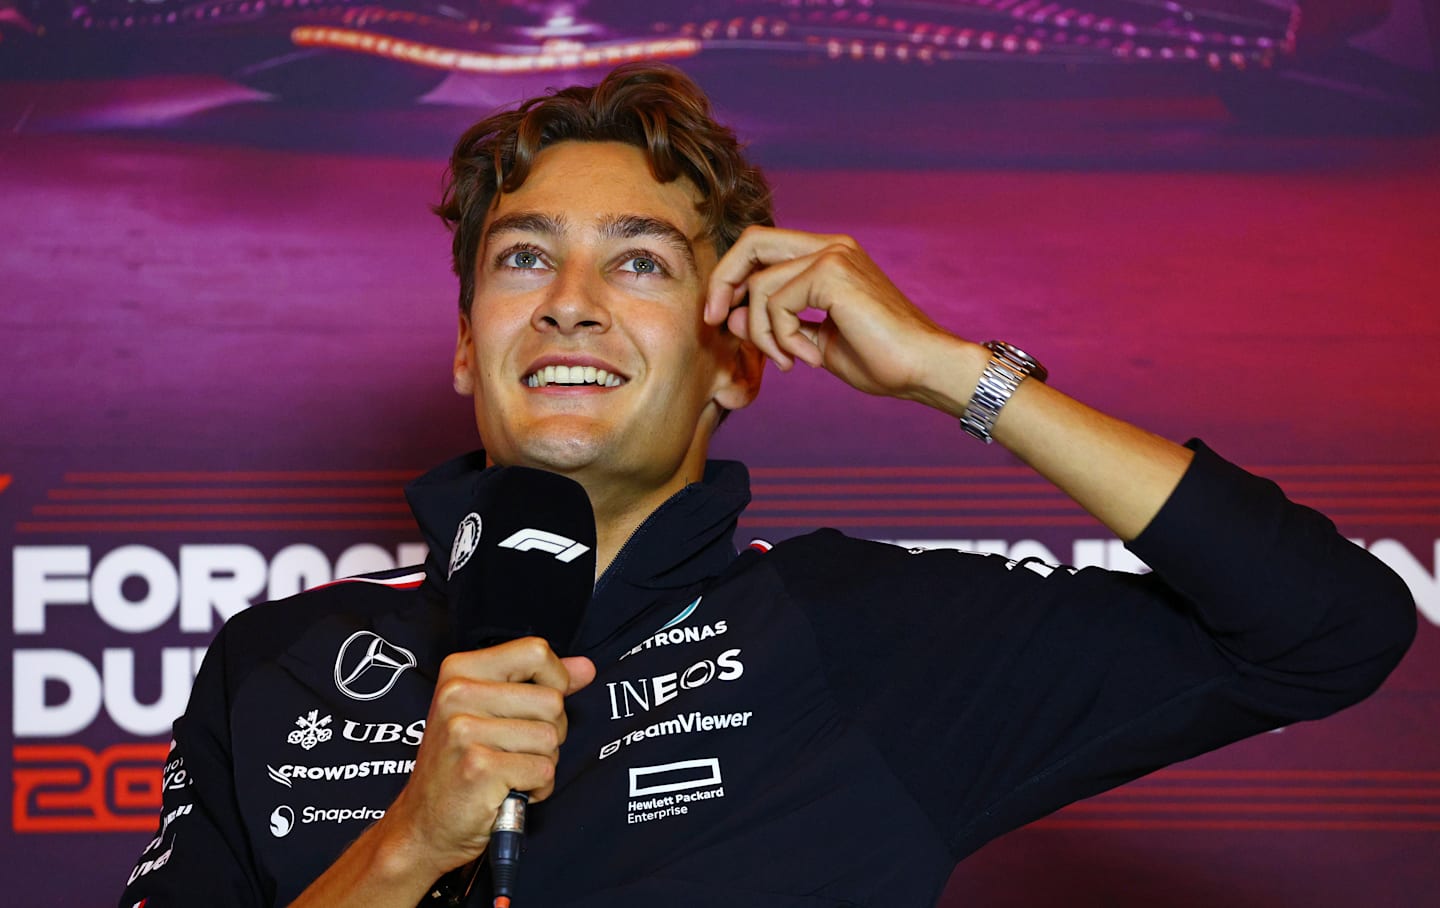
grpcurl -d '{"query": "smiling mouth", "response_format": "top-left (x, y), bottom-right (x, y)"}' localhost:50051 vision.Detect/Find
top-left (524, 365), bottom-right (626, 388)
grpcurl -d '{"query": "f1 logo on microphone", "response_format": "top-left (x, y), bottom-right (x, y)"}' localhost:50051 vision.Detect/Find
top-left (498, 529), bottom-right (591, 563)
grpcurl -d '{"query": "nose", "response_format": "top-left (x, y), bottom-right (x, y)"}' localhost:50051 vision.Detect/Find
top-left (532, 264), bottom-right (610, 336)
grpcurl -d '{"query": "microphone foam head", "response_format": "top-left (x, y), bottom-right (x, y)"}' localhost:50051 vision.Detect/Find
top-left (447, 466), bottom-right (597, 656)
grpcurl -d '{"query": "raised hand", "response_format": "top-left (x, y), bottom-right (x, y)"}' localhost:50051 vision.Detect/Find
top-left (704, 224), bottom-right (1192, 542)
top-left (705, 226), bottom-right (958, 403)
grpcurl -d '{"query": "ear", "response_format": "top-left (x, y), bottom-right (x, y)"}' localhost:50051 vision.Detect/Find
top-left (711, 335), bottom-right (764, 412)
top-left (452, 312), bottom-right (476, 396)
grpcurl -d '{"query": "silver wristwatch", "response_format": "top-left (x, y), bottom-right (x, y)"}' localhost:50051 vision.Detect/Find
top-left (959, 341), bottom-right (1048, 443)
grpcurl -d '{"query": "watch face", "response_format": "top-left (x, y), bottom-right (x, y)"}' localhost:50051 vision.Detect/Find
top-left (988, 342), bottom-right (1048, 383)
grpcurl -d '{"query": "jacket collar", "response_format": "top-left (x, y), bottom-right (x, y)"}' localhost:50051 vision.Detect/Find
top-left (404, 451), bottom-right (752, 657)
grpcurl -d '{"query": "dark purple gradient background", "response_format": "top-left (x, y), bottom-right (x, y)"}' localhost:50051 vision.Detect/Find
top-left (2, 66), bottom-right (1438, 906)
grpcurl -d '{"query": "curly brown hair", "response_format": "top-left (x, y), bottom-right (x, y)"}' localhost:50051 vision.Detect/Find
top-left (435, 63), bottom-right (774, 314)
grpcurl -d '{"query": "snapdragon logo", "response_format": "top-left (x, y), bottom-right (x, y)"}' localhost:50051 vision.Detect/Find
top-left (303, 804), bottom-right (386, 825)
top-left (268, 802), bottom-right (385, 836)
top-left (269, 805), bottom-right (295, 838)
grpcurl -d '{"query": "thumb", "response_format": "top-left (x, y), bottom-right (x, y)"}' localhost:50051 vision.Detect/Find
top-left (561, 656), bottom-right (597, 695)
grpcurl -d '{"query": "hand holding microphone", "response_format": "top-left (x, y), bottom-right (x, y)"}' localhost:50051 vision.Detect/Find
top-left (389, 638), bottom-right (593, 898)
top-left (389, 467), bottom-right (598, 906)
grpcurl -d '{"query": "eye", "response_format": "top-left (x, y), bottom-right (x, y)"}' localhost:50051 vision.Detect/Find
top-left (492, 243), bottom-right (550, 273)
top-left (503, 248), bottom-right (544, 270)
top-left (618, 254), bottom-right (666, 276)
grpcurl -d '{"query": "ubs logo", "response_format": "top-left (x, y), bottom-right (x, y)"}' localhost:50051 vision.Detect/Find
top-left (333, 631), bottom-right (417, 701)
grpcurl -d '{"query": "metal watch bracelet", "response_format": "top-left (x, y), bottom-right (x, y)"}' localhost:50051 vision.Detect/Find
top-left (959, 341), bottom-right (1048, 443)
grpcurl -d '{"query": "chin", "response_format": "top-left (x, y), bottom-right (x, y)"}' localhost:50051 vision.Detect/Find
top-left (476, 408), bottom-right (607, 466)
top-left (495, 430), bottom-right (614, 475)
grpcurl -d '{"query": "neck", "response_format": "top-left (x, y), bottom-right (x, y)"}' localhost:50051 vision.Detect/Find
top-left (586, 470), bottom-right (697, 582)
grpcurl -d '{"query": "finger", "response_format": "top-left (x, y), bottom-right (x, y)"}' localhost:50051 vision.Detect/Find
top-left (759, 263), bottom-right (834, 368)
top-left (737, 249), bottom-right (831, 370)
top-left (702, 282), bottom-right (748, 332)
top-left (726, 305), bottom-right (750, 341)
top-left (443, 712), bottom-right (562, 757)
top-left (728, 307), bottom-right (812, 359)
top-left (746, 285), bottom-right (793, 371)
top-left (767, 295), bottom-right (821, 368)
top-left (742, 251), bottom-right (837, 368)
top-left (433, 676), bottom-right (566, 724)
top-left (518, 754), bottom-right (561, 803)
top-left (706, 227), bottom-right (840, 325)
top-left (793, 318), bottom-right (824, 366)
top-left (560, 656), bottom-right (596, 695)
top-left (454, 743), bottom-right (558, 803)
top-left (442, 636), bottom-right (572, 691)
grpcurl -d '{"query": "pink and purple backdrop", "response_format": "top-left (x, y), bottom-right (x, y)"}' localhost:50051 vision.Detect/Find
top-left (2, 2), bottom-right (1438, 904)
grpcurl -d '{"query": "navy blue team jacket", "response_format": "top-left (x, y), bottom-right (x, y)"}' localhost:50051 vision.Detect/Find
top-left (118, 441), bottom-right (1415, 907)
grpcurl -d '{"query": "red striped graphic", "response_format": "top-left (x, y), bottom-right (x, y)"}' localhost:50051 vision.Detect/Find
top-left (1034, 768), bottom-right (1440, 832)
top-left (20, 470), bottom-right (416, 534)
top-left (62, 470), bottom-right (419, 483)
top-left (1034, 819), bottom-right (1440, 831)
top-left (48, 486), bottom-right (405, 500)
top-left (16, 520), bottom-right (416, 533)
top-left (752, 479), bottom-right (1440, 495)
top-left (16, 464), bottom-right (1439, 535)
top-left (1155, 770), bottom-right (1440, 780)
top-left (32, 503), bottom-right (411, 516)
top-left (737, 515), bottom-right (1106, 528)
top-left (749, 463), bottom-right (1440, 479)
top-left (750, 465), bottom-right (1039, 478)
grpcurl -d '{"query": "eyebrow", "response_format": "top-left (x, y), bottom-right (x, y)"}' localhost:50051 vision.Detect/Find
top-left (483, 210), bottom-right (698, 273)
top-left (483, 211), bottom-right (571, 247)
top-left (598, 214), bottom-right (698, 273)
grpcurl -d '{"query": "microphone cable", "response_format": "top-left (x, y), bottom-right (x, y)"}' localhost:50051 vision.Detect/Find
top-left (428, 788), bottom-right (526, 908)
top-left (489, 791), bottom-right (527, 908)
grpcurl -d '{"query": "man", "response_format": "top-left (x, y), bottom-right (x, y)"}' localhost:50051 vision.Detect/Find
top-left (119, 64), bottom-right (1415, 907)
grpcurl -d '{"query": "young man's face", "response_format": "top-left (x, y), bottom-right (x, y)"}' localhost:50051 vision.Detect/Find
top-left (453, 141), bottom-right (759, 500)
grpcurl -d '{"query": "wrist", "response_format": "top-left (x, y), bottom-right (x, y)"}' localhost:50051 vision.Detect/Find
top-left (960, 341), bottom-right (1049, 444)
top-left (904, 334), bottom-right (992, 418)
top-left (367, 803), bottom-right (461, 891)
top-left (287, 805), bottom-right (453, 908)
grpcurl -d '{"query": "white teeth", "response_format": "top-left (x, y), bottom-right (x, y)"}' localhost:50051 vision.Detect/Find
top-left (525, 365), bottom-right (624, 388)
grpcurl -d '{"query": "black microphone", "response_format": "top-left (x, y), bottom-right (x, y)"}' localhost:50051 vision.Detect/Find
top-left (447, 465), bottom-right (597, 656)
top-left (442, 466), bottom-right (597, 908)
